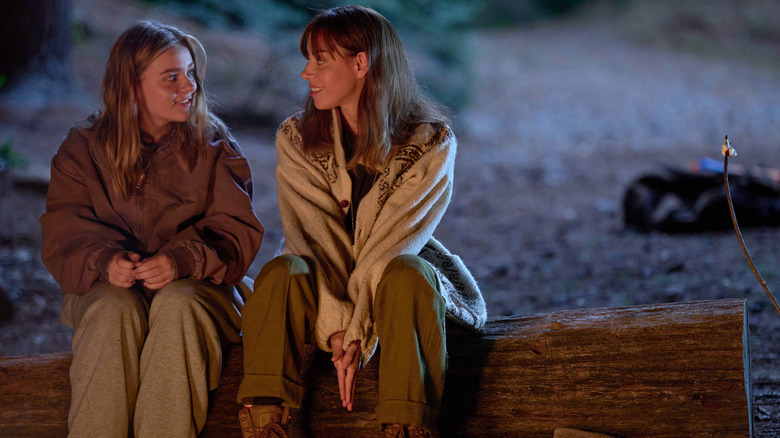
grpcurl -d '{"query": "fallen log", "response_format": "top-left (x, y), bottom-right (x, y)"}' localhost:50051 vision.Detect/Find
top-left (554, 428), bottom-right (618, 438)
top-left (0, 299), bottom-right (752, 437)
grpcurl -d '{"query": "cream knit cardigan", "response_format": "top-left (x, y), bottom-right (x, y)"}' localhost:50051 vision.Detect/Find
top-left (276, 110), bottom-right (486, 363)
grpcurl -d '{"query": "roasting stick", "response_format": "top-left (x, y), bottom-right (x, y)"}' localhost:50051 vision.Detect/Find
top-left (721, 135), bottom-right (780, 316)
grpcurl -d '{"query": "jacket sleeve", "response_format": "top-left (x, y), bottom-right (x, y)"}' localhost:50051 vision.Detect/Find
top-left (158, 141), bottom-right (264, 287)
top-left (40, 131), bottom-right (127, 295)
top-left (345, 128), bottom-right (456, 360)
top-left (275, 120), bottom-right (354, 352)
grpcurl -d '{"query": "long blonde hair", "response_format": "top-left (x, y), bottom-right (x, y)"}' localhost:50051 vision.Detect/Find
top-left (298, 5), bottom-right (450, 172)
top-left (95, 19), bottom-right (229, 198)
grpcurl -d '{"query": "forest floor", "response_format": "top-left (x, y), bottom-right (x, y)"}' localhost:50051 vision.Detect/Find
top-left (1, 0), bottom-right (778, 435)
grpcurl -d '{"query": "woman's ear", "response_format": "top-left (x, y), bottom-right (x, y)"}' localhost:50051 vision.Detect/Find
top-left (355, 52), bottom-right (368, 79)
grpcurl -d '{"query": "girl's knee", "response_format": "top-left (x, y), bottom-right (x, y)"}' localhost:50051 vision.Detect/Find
top-left (152, 279), bottom-right (200, 312)
top-left (89, 285), bottom-right (144, 317)
top-left (67, 283), bottom-right (146, 331)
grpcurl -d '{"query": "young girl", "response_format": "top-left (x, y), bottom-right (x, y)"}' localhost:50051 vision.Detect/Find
top-left (237, 6), bottom-right (485, 437)
top-left (40, 20), bottom-right (264, 437)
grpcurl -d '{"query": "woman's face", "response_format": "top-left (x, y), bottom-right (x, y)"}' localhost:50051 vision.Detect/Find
top-left (301, 36), bottom-right (367, 131)
top-left (136, 45), bottom-right (197, 140)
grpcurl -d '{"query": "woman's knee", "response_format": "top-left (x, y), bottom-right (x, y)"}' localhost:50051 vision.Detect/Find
top-left (251, 255), bottom-right (311, 296)
top-left (377, 255), bottom-right (440, 305)
top-left (245, 255), bottom-right (315, 312)
top-left (384, 254), bottom-right (430, 275)
top-left (255, 255), bottom-right (311, 284)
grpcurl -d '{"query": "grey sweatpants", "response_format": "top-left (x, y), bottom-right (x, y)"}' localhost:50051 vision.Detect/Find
top-left (60, 279), bottom-right (242, 438)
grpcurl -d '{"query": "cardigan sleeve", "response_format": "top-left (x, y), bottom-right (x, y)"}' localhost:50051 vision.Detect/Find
top-left (40, 130), bottom-right (128, 295)
top-left (345, 127), bottom-right (456, 361)
top-left (275, 119), bottom-right (355, 352)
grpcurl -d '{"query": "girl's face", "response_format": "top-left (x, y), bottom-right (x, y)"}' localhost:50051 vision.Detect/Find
top-left (136, 45), bottom-right (196, 140)
top-left (301, 36), bottom-right (367, 132)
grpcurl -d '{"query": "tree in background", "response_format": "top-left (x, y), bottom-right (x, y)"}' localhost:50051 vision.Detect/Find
top-left (0, 0), bottom-right (72, 100)
top-left (143, 0), bottom-right (479, 110)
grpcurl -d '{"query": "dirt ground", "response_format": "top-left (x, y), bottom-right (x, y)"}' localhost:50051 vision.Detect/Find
top-left (1, 0), bottom-right (778, 435)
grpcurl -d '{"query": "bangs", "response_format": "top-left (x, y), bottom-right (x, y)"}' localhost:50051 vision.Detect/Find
top-left (300, 22), bottom-right (350, 59)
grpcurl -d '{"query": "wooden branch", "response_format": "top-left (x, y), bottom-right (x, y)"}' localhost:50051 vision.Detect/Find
top-left (0, 299), bottom-right (752, 437)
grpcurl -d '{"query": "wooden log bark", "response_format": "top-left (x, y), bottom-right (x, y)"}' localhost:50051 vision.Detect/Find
top-left (554, 428), bottom-right (618, 438)
top-left (0, 299), bottom-right (751, 437)
top-left (0, 352), bottom-right (71, 438)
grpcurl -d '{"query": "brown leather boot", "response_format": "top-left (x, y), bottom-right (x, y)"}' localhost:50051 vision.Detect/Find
top-left (383, 424), bottom-right (407, 437)
top-left (406, 426), bottom-right (431, 438)
top-left (237, 404), bottom-right (291, 438)
top-left (383, 424), bottom-right (432, 438)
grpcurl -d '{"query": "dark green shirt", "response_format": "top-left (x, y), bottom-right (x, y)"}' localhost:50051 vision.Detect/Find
top-left (341, 123), bottom-right (376, 235)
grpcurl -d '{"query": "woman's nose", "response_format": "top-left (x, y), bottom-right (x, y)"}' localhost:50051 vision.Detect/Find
top-left (301, 61), bottom-right (314, 80)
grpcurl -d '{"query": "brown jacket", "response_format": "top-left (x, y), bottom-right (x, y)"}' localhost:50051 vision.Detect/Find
top-left (40, 125), bottom-right (264, 296)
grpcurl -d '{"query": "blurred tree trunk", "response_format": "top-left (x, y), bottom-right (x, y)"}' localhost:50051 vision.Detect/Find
top-left (0, 0), bottom-right (71, 93)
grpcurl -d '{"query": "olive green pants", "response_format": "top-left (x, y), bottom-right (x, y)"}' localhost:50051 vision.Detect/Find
top-left (238, 254), bottom-right (446, 431)
top-left (60, 279), bottom-right (242, 438)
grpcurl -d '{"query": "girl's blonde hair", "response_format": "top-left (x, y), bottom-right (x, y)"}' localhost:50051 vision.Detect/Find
top-left (298, 5), bottom-right (450, 172)
top-left (95, 19), bottom-right (229, 198)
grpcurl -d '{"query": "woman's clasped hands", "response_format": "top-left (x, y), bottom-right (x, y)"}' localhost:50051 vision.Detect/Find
top-left (329, 330), bottom-right (362, 412)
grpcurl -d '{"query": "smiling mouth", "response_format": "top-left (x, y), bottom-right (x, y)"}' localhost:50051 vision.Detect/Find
top-left (175, 97), bottom-right (192, 105)
top-left (310, 87), bottom-right (323, 92)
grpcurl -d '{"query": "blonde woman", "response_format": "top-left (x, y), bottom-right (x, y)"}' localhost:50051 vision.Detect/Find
top-left (237, 6), bottom-right (485, 437)
top-left (40, 20), bottom-right (264, 437)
